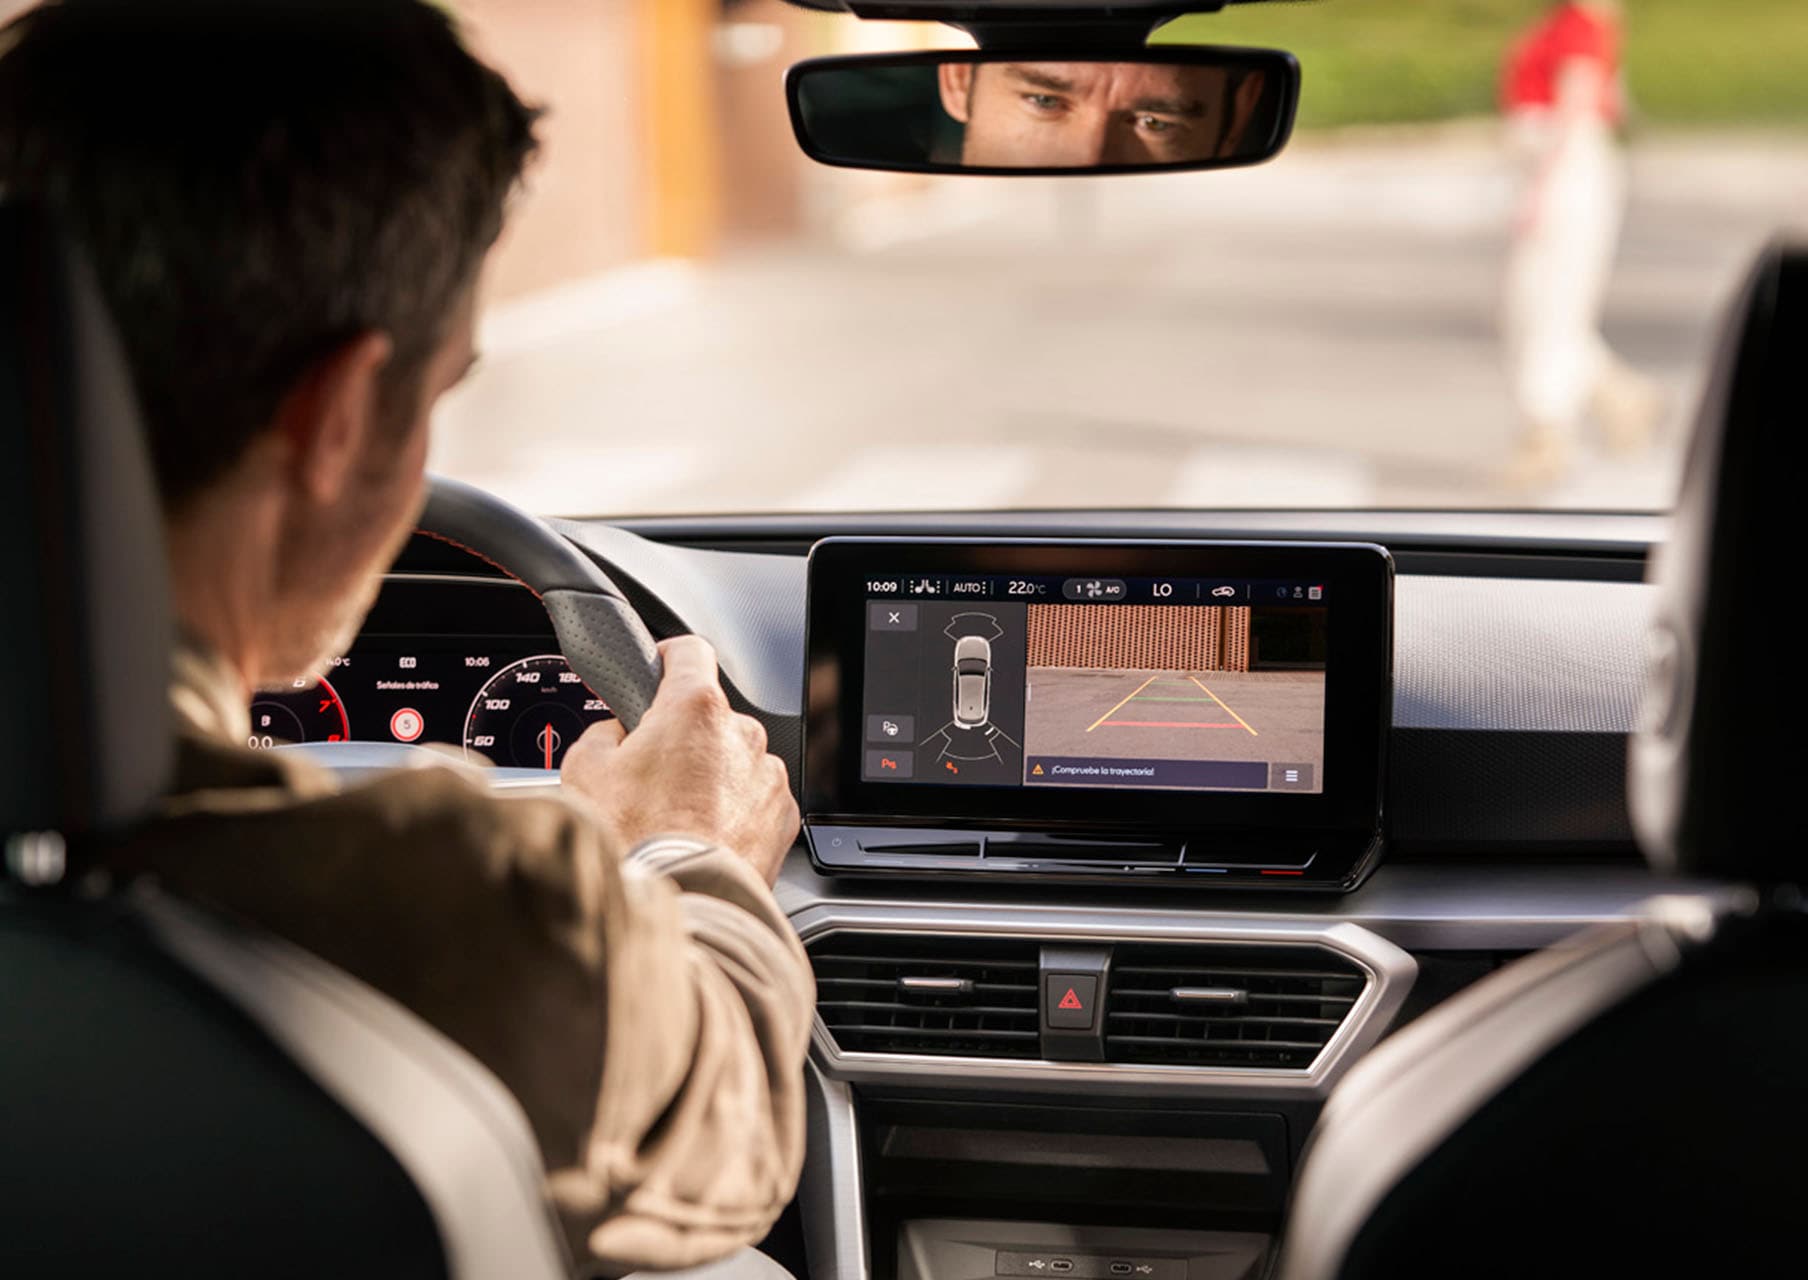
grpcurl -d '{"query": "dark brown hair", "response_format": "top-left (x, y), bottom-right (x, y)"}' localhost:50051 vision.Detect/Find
top-left (0, 0), bottom-right (540, 507)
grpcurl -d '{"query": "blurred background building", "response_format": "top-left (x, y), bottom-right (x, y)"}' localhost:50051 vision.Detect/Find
top-left (457, 0), bottom-right (954, 299)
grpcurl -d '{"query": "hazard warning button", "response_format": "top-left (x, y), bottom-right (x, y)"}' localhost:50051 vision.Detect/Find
top-left (1044, 974), bottom-right (1098, 1030)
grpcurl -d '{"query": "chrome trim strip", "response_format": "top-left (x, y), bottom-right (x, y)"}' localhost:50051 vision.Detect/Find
top-left (275, 746), bottom-right (565, 794)
top-left (487, 769), bottom-right (564, 792)
top-left (774, 857), bottom-right (1728, 953)
top-left (801, 1060), bottom-right (869, 1280)
top-left (380, 571), bottom-right (532, 589)
top-left (792, 903), bottom-right (1416, 1099)
top-left (1170, 987), bottom-right (1248, 1005)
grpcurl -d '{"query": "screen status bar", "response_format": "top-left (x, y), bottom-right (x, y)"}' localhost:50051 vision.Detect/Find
top-left (864, 574), bottom-right (1328, 606)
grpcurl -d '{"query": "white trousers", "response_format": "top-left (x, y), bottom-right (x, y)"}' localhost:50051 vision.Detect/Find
top-left (1500, 114), bottom-right (1631, 439)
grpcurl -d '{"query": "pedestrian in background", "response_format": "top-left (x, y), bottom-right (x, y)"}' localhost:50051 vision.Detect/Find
top-left (1499, 0), bottom-right (1664, 487)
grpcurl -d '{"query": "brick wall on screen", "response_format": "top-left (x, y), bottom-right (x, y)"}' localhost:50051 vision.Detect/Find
top-left (1027, 605), bottom-right (1251, 672)
top-left (1223, 606), bottom-right (1251, 671)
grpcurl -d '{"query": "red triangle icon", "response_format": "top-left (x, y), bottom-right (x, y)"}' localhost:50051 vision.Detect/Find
top-left (1057, 987), bottom-right (1084, 1010)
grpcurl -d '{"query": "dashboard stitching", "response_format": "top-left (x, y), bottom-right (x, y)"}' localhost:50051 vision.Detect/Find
top-left (412, 528), bottom-right (544, 602)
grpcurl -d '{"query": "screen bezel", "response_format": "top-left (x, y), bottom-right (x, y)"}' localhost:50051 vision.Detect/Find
top-left (803, 538), bottom-right (1392, 839)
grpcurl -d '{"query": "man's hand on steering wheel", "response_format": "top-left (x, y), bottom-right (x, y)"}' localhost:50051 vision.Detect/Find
top-left (561, 636), bottom-right (799, 886)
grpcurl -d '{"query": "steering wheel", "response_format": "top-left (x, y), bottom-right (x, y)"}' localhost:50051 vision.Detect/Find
top-left (415, 476), bottom-right (664, 732)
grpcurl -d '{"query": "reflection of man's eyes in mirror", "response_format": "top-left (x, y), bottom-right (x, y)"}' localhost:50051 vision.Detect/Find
top-left (797, 48), bottom-right (1294, 174)
top-left (925, 58), bottom-right (1276, 169)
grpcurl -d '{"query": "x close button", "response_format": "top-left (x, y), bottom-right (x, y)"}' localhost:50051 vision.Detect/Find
top-left (868, 601), bottom-right (918, 631)
top-left (1045, 974), bottom-right (1097, 1030)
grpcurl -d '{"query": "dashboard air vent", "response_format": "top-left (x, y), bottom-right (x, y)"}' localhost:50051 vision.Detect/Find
top-left (810, 932), bottom-right (1040, 1060)
top-left (1105, 943), bottom-right (1366, 1070)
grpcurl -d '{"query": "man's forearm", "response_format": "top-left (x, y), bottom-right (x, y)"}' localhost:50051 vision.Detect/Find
top-left (555, 833), bottom-right (815, 1273)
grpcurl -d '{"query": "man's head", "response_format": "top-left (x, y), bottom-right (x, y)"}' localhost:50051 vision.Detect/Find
top-left (0, 0), bottom-right (537, 685)
top-left (938, 59), bottom-right (1269, 169)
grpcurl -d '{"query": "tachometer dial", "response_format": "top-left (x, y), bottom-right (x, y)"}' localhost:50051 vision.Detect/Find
top-left (248, 676), bottom-right (350, 749)
top-left (463, 654), bottom-right (611, 770)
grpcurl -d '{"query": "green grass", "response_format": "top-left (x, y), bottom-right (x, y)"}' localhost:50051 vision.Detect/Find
top-left (1157, 1), bottom-right (1808, 129)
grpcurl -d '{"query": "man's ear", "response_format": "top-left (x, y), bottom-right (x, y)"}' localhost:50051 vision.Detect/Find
top-left (938, 62), bottom-right (974, 123)
top-left (273, 331), bottom-right (395, 505)
top-left (1221, 70), bottom-right (1268, 157)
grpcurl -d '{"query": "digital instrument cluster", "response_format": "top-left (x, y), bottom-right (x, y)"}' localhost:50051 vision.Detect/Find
top-left (248, 641), bottom-right (611, 770)
top-left (243, 578), bottom-right (612, 771)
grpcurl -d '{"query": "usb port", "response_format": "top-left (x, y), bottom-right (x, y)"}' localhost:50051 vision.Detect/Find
top-left (1049, 1261), bottom-right (1074, 1274)
top-left (1110, 1265), bottom-right (1134, 1277)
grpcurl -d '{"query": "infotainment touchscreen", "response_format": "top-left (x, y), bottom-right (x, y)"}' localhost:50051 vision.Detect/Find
top-left (859, 576), bottom-right (1326, 795)
top-left (803, 539), bottom-right (1393, 890)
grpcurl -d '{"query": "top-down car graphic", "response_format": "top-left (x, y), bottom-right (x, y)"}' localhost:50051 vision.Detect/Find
top-left (951, 634), bottom-right (993, 729)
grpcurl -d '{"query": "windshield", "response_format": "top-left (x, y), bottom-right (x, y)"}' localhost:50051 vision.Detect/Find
top-left (429, 0), bottom-right (1807, 516)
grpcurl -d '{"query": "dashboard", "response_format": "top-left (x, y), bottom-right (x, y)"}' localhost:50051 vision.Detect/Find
top-left (362, 509), bottom-right (1664, 870)
top-left (246, 577), bottom-right (612, 771)
top-left (338, 511), bottom-right (1696, 1280)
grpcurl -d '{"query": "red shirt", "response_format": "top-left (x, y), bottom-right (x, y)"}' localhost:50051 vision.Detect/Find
top-left (1501, 3), bottom-right (1623, 122)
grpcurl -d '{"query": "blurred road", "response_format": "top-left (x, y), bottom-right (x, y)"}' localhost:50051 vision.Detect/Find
top-left (432, 129), bottom-right (1808, 516)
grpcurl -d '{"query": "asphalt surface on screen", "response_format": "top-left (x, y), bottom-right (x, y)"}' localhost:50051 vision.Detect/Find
top-left (1024, 667), bottom-right (1325, 770)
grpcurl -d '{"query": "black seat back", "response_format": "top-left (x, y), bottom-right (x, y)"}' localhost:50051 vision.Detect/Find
top-left (0, 203), bottom-right (171, 848)
top-left (1632, 239), bottom-right (1808, 880)
top-left (1278, 241), bottom-right (1808, 1280)
top-left (0, 204), bottom-right (446, 1277)
top-left (0, 888), bottom-right (449, 1277)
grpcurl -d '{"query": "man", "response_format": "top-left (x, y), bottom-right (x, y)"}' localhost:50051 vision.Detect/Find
top-left (1498, 0), bottom-right (1665, 486)
top-left (937, 59), bottom-right (1269, 168)
top-left (0, 1), bottom-right (812, 1274)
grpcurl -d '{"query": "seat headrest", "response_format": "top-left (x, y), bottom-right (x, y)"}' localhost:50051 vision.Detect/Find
top-left (0, 203), bottom-right (173, 851)
top-left (1631, 239), bottom-right (1807, 882)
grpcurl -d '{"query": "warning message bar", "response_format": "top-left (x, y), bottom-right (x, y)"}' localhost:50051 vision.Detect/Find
top-left (1024, 756), bottom-right (1270, 791)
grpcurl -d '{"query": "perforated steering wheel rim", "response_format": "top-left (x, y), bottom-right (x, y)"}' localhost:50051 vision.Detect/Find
top-left (414, 476), bottom-right (664, 732)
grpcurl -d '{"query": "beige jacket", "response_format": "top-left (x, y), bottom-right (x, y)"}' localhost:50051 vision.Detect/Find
top-left (96, 646), bottom-right (816, 1275)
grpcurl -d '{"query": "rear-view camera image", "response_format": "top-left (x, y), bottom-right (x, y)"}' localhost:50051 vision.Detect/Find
top-left (1021, 603), bottom-right (1324, 792)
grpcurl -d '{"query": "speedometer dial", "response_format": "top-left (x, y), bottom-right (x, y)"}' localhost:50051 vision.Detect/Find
top-left (463, 654), bottom-right (612, 769)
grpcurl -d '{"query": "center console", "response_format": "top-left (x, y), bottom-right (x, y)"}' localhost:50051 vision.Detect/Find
top-left (897, 1219), bottom-right (1269, 1280)
top-left (803, 539), bottom-right (1394, 890)
top-left (797, 539), bottom-right (1403, 1278)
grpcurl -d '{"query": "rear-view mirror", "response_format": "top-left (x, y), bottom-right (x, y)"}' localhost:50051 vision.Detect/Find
top-left (786, 47), bottom-right (1300, 177)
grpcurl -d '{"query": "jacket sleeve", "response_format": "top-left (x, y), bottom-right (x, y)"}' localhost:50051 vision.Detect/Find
top-left (550, 827), bottom-right (816, 1273)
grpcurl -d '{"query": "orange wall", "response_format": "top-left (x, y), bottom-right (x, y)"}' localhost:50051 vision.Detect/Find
top-left (455, 0), bottom-right (643, 302)
top-left (450, 1), bottom-right (954, 300)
